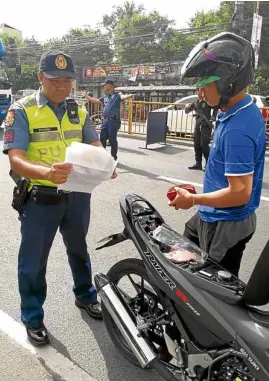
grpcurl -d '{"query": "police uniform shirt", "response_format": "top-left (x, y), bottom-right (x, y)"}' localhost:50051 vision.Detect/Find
top-left (99, 92), bottom-right (121, 118)
top-left (3, 88), bottom-right (99, 154)
top-left (196, 99), bottom-right (213, 121)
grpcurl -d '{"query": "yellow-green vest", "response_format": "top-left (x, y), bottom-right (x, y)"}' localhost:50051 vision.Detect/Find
top-left (20, 94), bottom-right (87, 188)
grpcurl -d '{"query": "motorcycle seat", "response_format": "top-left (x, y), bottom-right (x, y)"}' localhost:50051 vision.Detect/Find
top-left (248, 307), bottom-right (269, 329)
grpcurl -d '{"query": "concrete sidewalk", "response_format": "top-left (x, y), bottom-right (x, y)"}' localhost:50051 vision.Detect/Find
top-left (0, 331), bottom-right (53, 381)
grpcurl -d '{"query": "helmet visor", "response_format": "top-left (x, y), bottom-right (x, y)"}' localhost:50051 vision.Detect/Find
top-left (195, 76), bottom-right (221, 88)
top-left (180, 40), bottom-right (205, 78)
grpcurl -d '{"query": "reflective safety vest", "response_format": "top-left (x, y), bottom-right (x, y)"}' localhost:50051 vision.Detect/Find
top-left (20, 94), bottom-right (87, 188)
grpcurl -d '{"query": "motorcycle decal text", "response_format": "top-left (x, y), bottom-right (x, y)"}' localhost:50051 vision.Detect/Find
top-left (240, 348), bottom-right (260, 371)
top-left (145, 252), bottom-right (176, 290)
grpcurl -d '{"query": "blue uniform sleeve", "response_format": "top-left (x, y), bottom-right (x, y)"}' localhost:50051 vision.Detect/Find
top-left (2, 103), bottom-right (30, 155)
top-left (99, 96), bottom-right (104, 104)
top-left (82, 114), bottom-right (100, 144)
top-left (223, 129), bottom-right (255, 176)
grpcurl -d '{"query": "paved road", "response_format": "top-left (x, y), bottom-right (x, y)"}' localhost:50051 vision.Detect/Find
top-left (0, 132), bottom-right (268, 381)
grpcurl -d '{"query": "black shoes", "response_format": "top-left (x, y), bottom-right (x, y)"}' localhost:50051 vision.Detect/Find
top-left (26, 323), bottom-right (49, 347)
top-left (188, 163), bottom-right (203, 170)
top-left (26, 301), bottom-right (102, 347)
top-left (75, 300), bottom-right (103, 320)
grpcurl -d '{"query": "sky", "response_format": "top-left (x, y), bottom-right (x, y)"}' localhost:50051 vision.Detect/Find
top-left (0, 0), bottom-right (221, 42)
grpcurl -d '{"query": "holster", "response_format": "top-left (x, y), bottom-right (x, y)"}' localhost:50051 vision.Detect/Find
top-left (12, 178), bottom-right (30, 215)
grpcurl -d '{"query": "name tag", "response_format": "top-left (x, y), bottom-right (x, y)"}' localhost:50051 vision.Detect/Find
top-left (33, 127), bottom-right (58, 132)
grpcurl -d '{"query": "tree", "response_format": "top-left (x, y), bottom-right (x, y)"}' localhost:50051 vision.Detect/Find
top-left (103, 2), bottom-right (178, 64)
top-left (190, 1), bottom-right (234, 27)
top-left (44, 27), bottom-right (113, 68)
top-left (102, 1), bottom-right (145, 32)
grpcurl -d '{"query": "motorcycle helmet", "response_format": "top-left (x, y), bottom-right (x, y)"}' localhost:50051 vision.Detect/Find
top-left (181, 32), bottom-right (255, 106)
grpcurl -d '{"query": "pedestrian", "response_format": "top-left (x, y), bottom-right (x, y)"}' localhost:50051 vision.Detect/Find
top-left (169, 32), bottom-right (266, 277)
top-left (185, 88), bottom-right (218, 170)
top-left (2, 50), bottom-right (117, 347)
top-left (84, 79), bottom-right (134, 161)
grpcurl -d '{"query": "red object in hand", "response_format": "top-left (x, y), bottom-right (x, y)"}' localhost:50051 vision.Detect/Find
top-left (167, 184), bottom-right (197, 201)
top-left (167, 187), bottom-right (177, 201)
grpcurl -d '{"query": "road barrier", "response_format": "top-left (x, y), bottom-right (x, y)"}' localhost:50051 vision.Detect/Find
top-left (84, 99), bottom-right (269, 148)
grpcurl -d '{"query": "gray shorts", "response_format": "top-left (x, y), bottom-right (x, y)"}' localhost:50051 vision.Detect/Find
top-left (184, 212), bottom-right (256, 262)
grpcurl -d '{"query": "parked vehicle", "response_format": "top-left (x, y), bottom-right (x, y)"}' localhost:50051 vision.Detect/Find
top-left (0, 39), bottom-right (12, 123)
top-left (151, 94), bottom-right (269, 137)
top-left (14, 89), bottom-right (36, 102)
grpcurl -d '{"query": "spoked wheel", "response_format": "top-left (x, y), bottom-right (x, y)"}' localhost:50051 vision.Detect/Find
top-left (102, 258), bottom-right (175, 368)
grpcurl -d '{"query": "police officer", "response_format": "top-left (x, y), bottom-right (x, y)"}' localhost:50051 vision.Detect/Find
top-left (2, 51), bottom-right (117, 347)
top-left (185, 88), bottom-right (217, 170)
top-left (85, 79), bottom-right (134, 161)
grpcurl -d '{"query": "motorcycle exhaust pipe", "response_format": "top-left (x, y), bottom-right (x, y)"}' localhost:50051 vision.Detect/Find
top-left (95, 273), bottom-right (178, 381)
top-left (95, 273), bottom-right (156, 368)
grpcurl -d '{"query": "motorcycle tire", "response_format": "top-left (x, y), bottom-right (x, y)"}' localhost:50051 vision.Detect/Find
top-left (102, 258), bottom-right (171, 368)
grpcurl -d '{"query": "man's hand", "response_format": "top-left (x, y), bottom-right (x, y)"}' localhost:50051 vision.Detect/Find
top-left (46, 163), bottom-right (73, 184)
top-left (169, 187), bottom-right (194, 210)
top-left (111, 169), bottom-right (118, 179)
top-left (120, 94), bottom-right (135, 101)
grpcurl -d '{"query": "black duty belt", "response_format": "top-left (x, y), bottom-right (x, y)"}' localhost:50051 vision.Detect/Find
top-left (104, 116), bottom-right (120, 121)
top-left (30, 185), bottom-right (68, 205)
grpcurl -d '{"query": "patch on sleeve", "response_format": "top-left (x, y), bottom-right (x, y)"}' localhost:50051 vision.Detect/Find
top-left (4, 109), bottom-right (15, 128)
top-left (4, 129), bottom-right (14, 144)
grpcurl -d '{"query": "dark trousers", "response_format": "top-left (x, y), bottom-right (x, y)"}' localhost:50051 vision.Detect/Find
top-left (193, 123), bottom-right (212, 165)
top-left (100, 119), bottom-right (121, 160)
top-left (18, 192), bottom-right (96, 328)
top-left (184, 214), bottom-right (253, 277)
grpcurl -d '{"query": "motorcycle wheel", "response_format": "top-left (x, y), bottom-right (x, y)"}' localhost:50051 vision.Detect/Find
top-left (102, 258), bottom-right (173, 368)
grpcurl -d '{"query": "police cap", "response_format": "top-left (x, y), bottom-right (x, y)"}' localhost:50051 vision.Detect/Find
top-left (103, 79), bottom-right (115, 86)
top-left (39, 50), bottom-right (76, 79)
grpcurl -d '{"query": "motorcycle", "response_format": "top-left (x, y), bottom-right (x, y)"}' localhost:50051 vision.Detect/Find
top-left (95, 194), bottom-right (269, 381)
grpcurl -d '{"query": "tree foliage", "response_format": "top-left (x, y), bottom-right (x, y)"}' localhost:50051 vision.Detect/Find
top-left (1, 1), bottom-right (269, 94)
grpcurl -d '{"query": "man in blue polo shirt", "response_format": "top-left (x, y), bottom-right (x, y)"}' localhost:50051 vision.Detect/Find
top-left (170, 32), bottom-right (266, 276)
top-left (85, 79), bottom-right (134, 160)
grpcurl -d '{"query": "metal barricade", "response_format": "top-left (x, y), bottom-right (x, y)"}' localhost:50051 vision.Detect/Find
top-left (84, 98), bottom-right (268, 149)
top-left (121, 100), bottom-right (196, 139)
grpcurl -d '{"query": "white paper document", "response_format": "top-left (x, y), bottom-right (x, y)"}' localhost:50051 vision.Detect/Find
top-left (58, 142), bottom-right (117, 193)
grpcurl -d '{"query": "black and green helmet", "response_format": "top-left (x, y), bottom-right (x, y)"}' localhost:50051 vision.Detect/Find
top-left (181, 32), bottom-right (255, 104)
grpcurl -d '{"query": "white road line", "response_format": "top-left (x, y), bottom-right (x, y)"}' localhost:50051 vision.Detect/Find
top-left (158, 176), bottom-right (269, 203)
top-left (0, 309), bottom-right (97, 381)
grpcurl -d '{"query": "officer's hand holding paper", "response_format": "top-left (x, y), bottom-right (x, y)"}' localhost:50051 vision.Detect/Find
top-left (58, 142), bottom-right (117, 193)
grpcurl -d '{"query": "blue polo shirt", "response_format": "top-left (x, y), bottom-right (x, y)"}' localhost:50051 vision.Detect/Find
top-left (99, 92), bottom-right (121, 118)
top-left (3, 89), bottom-right (99, 154)
top-left (199, 94), bottom-right (266, 223)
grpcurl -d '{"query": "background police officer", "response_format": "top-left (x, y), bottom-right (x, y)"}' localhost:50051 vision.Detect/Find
top-left (2, 50), bottom-right (117, 347)
top-left (85, 79), bottom-right (134, 161)
top-left (185, 88), bottom-right (218, 170)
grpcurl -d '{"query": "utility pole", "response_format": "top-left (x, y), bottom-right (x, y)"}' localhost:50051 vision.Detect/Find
top-left (232, 1), bottom-right (245, 36)
top-left (256, 0), bottom-right (260, 15)
top-left (251, 0), bottom-right (262, 70)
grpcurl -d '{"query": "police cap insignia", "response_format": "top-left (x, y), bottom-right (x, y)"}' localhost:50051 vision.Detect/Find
top-left (55, 55), bottom-right (67, 70)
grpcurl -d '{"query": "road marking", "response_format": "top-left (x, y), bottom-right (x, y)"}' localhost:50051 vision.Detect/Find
top-left (0, 309), bottom-right (97, 381)
top-left (158, 176), bottom-right (269, 203)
